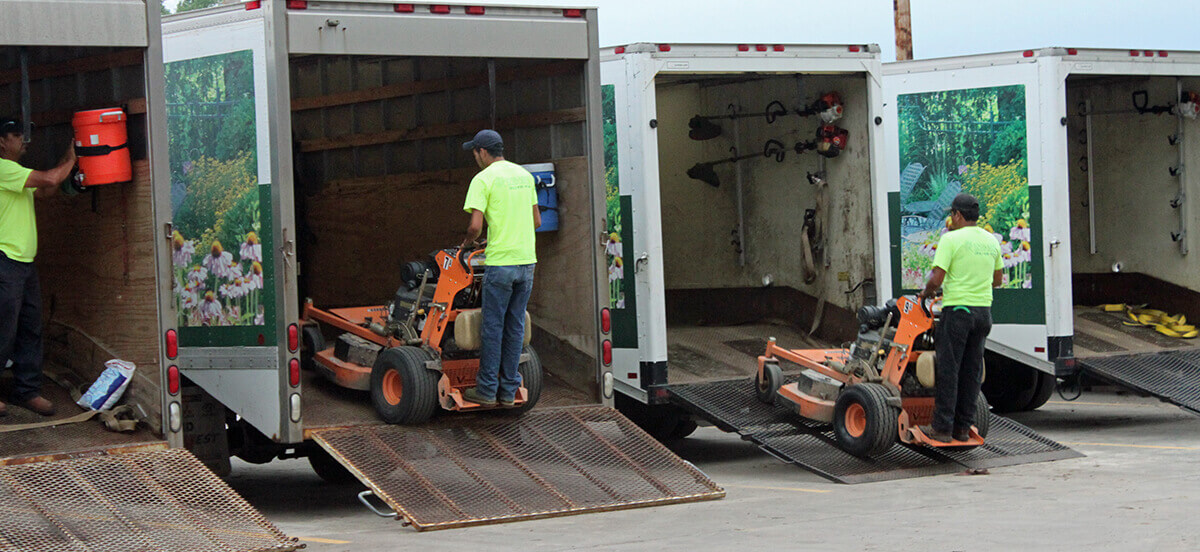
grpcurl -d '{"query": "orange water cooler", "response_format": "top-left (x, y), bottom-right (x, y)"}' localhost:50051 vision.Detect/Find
top-left (72, 108), bottom-right (132, 186)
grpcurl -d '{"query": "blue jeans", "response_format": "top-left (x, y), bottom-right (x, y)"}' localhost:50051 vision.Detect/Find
top-left (476, 263), bottom-right (535, 401)
top-left (0, 253), bottom-right (43, 402)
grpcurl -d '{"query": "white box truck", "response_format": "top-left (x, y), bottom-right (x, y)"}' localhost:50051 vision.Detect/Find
top-left (161, 1), bottom-right (722, 530)
top-left (0, 1), bottom-right (300, 549)
top-left (599, 43), bottom-right (889, 437)
top-left (881, 48), bottom-right (1200, 414)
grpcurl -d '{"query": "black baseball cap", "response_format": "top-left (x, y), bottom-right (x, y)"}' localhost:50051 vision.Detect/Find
top-left (462, 129), bottom-right (503, 151)
top-left (0, 117), bottom-right (26, 136)
top-left (949, 193), bottom-right (979, 214)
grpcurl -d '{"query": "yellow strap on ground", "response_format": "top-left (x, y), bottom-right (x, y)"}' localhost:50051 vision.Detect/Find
top-left (1102, 303), bottom-right (1196, 338)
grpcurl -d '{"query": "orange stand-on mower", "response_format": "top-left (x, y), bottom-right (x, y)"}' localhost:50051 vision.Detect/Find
top-left (755, 296), bottom-right (988, 457)
top-left (301, 245), bottom-right (542, 424)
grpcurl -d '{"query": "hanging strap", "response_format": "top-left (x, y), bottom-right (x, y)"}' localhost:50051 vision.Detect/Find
top-left (75, 142), bottom-right (128, 157)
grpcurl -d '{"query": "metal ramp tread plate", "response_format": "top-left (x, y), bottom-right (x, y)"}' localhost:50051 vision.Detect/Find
top-left (1079, 350), bottom-right (1200, 415)
top-left (311, 405), bottom-right (725, 531)
top-left (668, 378), bottom-right (1082, 484)
top-left (0, 449), bottom-right (300, 552)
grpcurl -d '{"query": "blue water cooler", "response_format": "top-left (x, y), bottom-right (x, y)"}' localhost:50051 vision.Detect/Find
top-left (523, 162), bottom-right (558, 232)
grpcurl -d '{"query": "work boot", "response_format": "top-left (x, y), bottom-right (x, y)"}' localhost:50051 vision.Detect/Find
top-left (953, 427), bottom-right (972, 442)
top-left (462, 388), bottom-right (497, 407)
top-left (498, 396), bottom-right (516, 408)
top-left (18, 396), bottom-right (55, 417)
top-left (0, 400), bottom-right (7, 416)
top-left (919, 425), bottom-right (953, 443)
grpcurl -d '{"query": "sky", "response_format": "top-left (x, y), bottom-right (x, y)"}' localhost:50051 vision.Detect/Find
top-left (165, 0), bottom-right (1200, 61)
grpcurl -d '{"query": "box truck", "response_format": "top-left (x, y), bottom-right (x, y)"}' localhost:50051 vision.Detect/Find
top-left (881, 48), bottom-right (1200, 414)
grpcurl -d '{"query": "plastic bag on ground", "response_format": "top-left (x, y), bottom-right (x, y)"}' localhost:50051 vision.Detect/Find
top-left (77, 359), bottom-right (136, 411)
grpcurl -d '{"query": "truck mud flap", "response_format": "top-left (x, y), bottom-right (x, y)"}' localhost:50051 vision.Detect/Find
top-left (310, 405), bottom-right (725, 531)
top-left (1079, 350), bottom-right (1200, 415)
top-left (669, 378), bottom-right (1082, 484)
top-left (0, 448), bottom-right (300, 552)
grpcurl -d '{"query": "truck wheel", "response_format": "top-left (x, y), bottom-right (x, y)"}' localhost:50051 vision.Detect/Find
top-left (1025, 371), bottom-right (1057, 412)
top-left (502, 346), bottom-right (543, 415)
top-left (307, 445), bottom-right (358, 485)
top-left (981, 353), bottom-right (1036, 413)
top-left (614, 393), bottom-right (686, 442)
top-left (832, 383), bottom-right (898, 457)
top-left (755, 362), bottom-right (783, 404)
top-left (668, 419), bottom-right (698, 440)
top-left (301, 324), bottom-right (325, 371)
top-left (371, 346), bottom-right (439, 424)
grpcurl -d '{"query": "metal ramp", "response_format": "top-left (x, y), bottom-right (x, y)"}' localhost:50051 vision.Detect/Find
top-left (669, 378), bottom-right (1082, 484)
top-left (0, 449), bottom-right (300, 552)
top-left (311, 405), bottom-right (725, 531)
top-left (1079, 350), bottom-right (1200, 415)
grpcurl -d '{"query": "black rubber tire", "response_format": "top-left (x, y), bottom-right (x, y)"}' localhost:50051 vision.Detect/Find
top-left (974, 391), bottom-right (991, 439)
top-left (832, 383), bottom-right (899, 457)
top-left (614, 393), bottom-right (684, 442)
top-left (307, 446), bottom-right (358, 485)
top-left (1025, 370), bottom-right (1057, 412)
top-left (370, 346), bottom-right (439, 424)
top-left (981, 353), bottom-right (1038, 413)
top-left (501, 346), bottom-right (544, 416)
top-left (668, 418), bottom-right (699, 440)
top-left (300, 324), bottom-right (325, 371)
top-left (755, 362), bottom-right (783, 404)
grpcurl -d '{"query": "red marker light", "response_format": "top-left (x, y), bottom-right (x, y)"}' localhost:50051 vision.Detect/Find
top-left (755, 44), bottom-right (768, 52)
top-left (627, 372), bottom-right (638, 379)
top-left (289, 358), bottom-right (301, 387)
top-left (1023, 50), bottom-right (1034, 58)
top-left (245, 1), bottom-right (261, 10)
top-left (288, 324), bottom-right (299, 353)
top-left (614, 46), bottom-right (626, 54)
top-left (1130, 50), bottom-right (1140, 57)
top-left (1159, 51), bottom-right (1169, 57)
top-left (602, 340), bottom-right (612, 366)
top-left (737, 44), bottom-right (749, 52)
top-left (601, 308), bottom-right (611, 334)
top-left (165, 329), bottom-right (178, 359)
top-left (465, 6), bottom-right (485, 15)
top-left (286, 0), bottom-right (307, 9)
top-left (430, 5), bottom-right (451, 14)
top-left (394, 3), bottom-right (414, 12)
top-left (773, 45), bottom-right (785, 52)
top-left (1035, 346), bottom-right (1046, 353)
top-left (848, 45), bottom-right (861, 52)
top-left (563, 8), bottom-right (583, 17)
top-left (1144, 50), bottom-right (1155, 57)
top-left (658, 44), bottom-right (671, 52)
top-left (168, 365), bottom-right (180, 395)
top-left (1066, 48), bottom-right (1078, 55)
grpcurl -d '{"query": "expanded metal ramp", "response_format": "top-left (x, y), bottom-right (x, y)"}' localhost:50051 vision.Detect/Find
top-left (311, 405), bottom-right (725, 531)
top-left (0, 449), bottom-right (300, 552)
top-left (669, 378), bottom-right (1082, 484)
top-left (1080, 350), bottom-right (1200, 415)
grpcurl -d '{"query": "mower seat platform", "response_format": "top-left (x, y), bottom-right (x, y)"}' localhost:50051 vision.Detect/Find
top-left (907, 425), bottom-right (985, 448)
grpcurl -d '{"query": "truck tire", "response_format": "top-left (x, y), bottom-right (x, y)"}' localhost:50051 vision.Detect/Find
top-left (371, 346), bottom-right (439, 424)
top-left (502, 346), bottom-right (544, 415)
top-left (668, 419), bottom-right (698, 440)
top-left (301, 324), bottom-right (325, 371)
top-left (307, 445), bottom-right (358, 485)
top-left (832, 383), bottom-right (899, 457)
top-left (981, 353), bottom-right (1038, 413)
top-left (755, 362), bottom-right (783, 404)
top-left (1025, 371), bottom-right (1057, 412)
top-left (614, 393), bottom-right (687, 442)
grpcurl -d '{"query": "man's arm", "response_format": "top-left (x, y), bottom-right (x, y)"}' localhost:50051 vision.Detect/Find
top-left (462, 209), bottom-right (484, 247)
top-left (993, 269), bottom-right (1004, 288)
top-left (917, 267), bottom-right (946, 300)
top-left (532, 204), bottom-right (542, 230)
top-left (25, 143), bottom-right (76, 191)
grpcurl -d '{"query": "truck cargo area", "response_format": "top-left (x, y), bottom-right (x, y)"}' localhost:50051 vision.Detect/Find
top-left (0, 45), bottom-right (164, 461)
top-left (653, 71), bottom-right (876, 385)
top-left (1066, 73), bottom-right (1200, 414)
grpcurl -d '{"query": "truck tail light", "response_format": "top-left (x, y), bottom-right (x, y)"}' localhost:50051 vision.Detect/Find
top-left (602, 340), bottom-right (612, 366)
top-left (563, 8), bottom-right (583, 17)
top-left (601, 308), bottom-right (611, 334)
top-left (394, 3), bottom-right (414, 12)
top-left (286, 0), bottom-right (307, 9)
top-left (288, 323), bottom-right (299, 353)
top-left (168, 365), bottom-right (180, 395)
top-left (289, 358), bottom-right (301, 387)
top-left (465, 6), bottom-right (484, 15)
top-left (165, 329), bottom-right (178, 359)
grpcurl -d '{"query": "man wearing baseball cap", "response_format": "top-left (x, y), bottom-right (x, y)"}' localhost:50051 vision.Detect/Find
top-left (917, 193), bottom-right (1003, 443)
top-left (0, 116), bottom-right (77, 417)
top-left (459, 130), bottom-right (541, 408)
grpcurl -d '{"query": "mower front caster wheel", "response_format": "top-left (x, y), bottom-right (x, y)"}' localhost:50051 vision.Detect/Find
top-left (832, 383), bottom-right (899, 457)
top-left (755, 362), bottom-right (783, 404)
top-left (371, 346), bottom-right (439, 424)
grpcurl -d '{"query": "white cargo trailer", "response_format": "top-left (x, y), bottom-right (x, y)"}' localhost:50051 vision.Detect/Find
top-left (600, 43), bottom-right (888, 437)
top-left (882, 48), bottom-right (1200, 413)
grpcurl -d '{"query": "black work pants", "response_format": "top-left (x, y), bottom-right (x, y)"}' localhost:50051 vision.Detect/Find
top-left (0, 252), bottom-right (43, 402)
top-left (933, 305), bottom-right (991, 432)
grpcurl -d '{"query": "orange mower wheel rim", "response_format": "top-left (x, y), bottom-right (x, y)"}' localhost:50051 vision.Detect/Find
top-left (844, 403), bottom-right (867, 438)
top-left (382, 369), bottom-right (403, 405)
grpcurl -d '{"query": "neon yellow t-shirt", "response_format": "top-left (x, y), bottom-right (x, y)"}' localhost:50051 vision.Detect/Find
top-left (932, 225), bottom-right (1003, 307)
top-left (463, 160), bottom-right (538, 266)
top-left (0, 158), bottom-right (36, 263)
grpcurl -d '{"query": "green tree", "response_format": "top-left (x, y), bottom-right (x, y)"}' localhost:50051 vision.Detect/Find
top-left (174, 0), bottom-right (224, 13)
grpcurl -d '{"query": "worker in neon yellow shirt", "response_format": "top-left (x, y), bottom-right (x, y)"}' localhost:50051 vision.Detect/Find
top-left (459, 130), bottom-right (541, 407)
top-left (917, 193), bottom-right (1003, 443)
top-left (0, 117), bottom-right (77, 417)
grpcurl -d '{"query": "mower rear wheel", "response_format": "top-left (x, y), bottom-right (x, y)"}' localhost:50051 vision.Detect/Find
top-left (300, 324), bottom-right (325, 372)
top-left (501, 346), bottom-right (543, 416)
top-left (974, 391), bottom-right (991, 439)
top-left (755, 362), bottom-right (783, 404)
top-left (370, 346), bottom-right (439, 424)
top-left (832, 383), bottom-right (899, 457)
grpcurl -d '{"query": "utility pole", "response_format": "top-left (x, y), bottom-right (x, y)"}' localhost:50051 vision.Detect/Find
top-left (894, 0), bottom-right (913, 60)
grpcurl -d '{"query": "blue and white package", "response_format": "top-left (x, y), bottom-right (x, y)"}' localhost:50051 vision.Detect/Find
top-left (77, 359), bottom-right (136, 411)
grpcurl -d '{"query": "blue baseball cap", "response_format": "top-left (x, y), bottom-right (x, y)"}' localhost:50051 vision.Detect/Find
top-left (463, 129), bottom-right (503, 151)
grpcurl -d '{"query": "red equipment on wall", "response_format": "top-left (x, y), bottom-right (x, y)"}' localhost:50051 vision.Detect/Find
top-left (72, 108), bottom-right (132, 186)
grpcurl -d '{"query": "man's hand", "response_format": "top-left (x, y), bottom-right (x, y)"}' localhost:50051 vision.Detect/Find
top-left (60, 141), bottom-right (77, 167)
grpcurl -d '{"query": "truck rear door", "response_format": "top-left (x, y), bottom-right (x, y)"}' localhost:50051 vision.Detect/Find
top-left (162, 4), bottom-right (302, 444)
